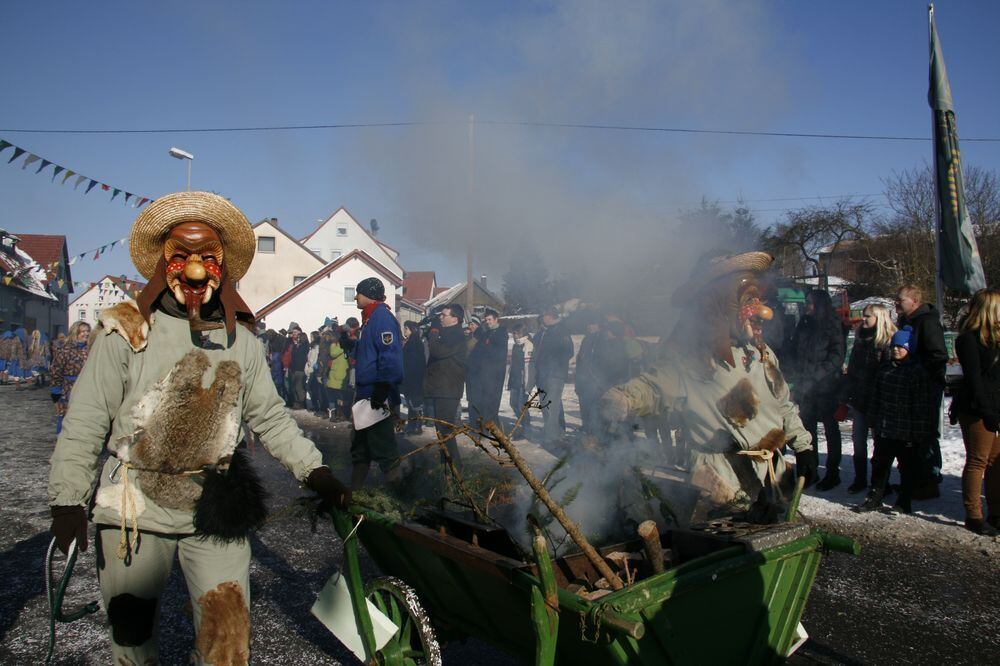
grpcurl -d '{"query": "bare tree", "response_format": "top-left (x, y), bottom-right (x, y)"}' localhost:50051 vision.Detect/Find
top-left (763, 200), bottom-right (874, 279)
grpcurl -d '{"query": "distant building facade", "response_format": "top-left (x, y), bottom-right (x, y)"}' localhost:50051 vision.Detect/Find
top-left (0, 231), bottom-right (72, 337)
top-left (68, 275), bottom-right (146, 328)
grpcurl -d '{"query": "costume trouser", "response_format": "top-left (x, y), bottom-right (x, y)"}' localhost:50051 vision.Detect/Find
top-left (870, 437), bottom-right (918, 506)
top-left (958, 414), bottom-right (1000, 522)
top-left (96, 525), bottom-right (251, 665)
top-left (800, 389), bottom-right (842, 478)
top-left (428, 397), bottom-right (461, 462)
top-left (537, 375), bottom-right (566, 445)
top-left (850, 407), bottom-right (871, 485)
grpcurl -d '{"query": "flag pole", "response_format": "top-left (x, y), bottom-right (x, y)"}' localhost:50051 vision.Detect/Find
top-left (929, 4), bottom-right (945, 323)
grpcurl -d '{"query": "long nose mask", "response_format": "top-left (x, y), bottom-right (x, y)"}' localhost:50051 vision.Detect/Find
top-left (163, 222), bottom-right (225, 331)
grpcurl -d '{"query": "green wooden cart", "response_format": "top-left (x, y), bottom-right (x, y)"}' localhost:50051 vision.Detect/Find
top-left (329, 504), bottom-right (858, 666)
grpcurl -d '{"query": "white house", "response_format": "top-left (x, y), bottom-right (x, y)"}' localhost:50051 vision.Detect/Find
top-left (255, 250), bottom-right (403, 332)
top-left (237, 218), bottom-right (326, 312)
top-left (299, 208), bottom-right (404, 281)
top-left (68, 275), bottom-right (146, 328)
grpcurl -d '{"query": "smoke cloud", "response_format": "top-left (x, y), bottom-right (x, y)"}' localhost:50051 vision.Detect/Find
top-left (350, 1), bottom-right (795, 311)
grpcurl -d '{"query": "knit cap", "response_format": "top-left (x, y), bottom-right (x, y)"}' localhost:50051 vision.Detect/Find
top-left (891, 325), bottom-right (915, 352)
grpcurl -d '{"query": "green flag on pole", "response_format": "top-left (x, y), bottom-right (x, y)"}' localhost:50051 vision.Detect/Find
top-left (929, 4), bottom-right (986, 294)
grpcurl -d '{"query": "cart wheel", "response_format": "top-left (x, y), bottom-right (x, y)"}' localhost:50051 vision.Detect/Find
top-left (365, 576), bottom-right (442, 666)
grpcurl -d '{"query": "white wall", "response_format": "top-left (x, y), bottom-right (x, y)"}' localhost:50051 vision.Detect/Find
top-left (259, 256), bottom-right (400, 333)
top-left (238, 220), bottom-right (325, 312)
top-left (305, 209), bottom-right (404, 279)
top-left (67, 278), bottom-right (133, 328)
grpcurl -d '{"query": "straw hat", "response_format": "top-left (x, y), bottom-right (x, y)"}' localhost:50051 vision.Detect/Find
top-left (129, 191), bottom-right (256, 281)
top-left (672, 251), bottom-right (773, 305)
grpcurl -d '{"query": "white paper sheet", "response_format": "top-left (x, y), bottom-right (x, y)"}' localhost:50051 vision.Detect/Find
top-left (310, 569), bottom-right (398, 660)
top-left (352, 399), bottom-right (391, 430)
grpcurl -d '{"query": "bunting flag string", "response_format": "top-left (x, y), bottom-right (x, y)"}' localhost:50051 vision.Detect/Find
top-left (0, 136), bottom-right (156, 208)
top-left (64, 236), bottom-right (130, 266)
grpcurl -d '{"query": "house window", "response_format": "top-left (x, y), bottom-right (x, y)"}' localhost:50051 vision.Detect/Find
top-left (257, 236), bottom-right (276, 253)
top-left (293, 276), bottom-right (306, 286)
top-left (336, 225), bottom-right (348, 237)
top-left (344, 287), bottom-right (356, 302)
top-left (330, 250), bottom-right (342, 261)
top-left (78, 309), bottom-right (86, 322)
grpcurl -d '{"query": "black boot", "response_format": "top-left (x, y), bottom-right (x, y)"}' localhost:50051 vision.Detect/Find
top-left (964, 518), bottom-right (999, 536)
top-left (853, 488), bottom-right (885, 513)
top-left (816, 474), bottom-right (841, 491)
top-left (847, 478), bottom-right (867, 494)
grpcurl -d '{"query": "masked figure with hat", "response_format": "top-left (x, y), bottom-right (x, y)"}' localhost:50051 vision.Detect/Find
top-left (47, 192), bottom-right (350, 665)
top-left (350, 276), bottom-right (404, 489)
top-left (601, 252), bottom-right (816, 521)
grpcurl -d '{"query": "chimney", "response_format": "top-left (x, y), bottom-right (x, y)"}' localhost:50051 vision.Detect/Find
top-left (479, 274), bottom-right (487, 290)
top-left (270, 217), bottom-right (278, 226)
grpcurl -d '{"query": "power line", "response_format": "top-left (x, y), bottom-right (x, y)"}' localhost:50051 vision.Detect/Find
top-left (1, 118), bottom-right (998, 142)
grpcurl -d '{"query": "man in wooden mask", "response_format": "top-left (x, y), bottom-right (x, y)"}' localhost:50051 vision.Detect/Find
top-left (48, 191), bottom-right (349, 665)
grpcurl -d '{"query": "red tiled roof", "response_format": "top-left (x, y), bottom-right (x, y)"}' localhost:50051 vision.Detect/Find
top-left (16, 234), bottom-right (69, 284)
top-left (433, 286), bottom-right (449, 296)
top-left (402, 271), bottom-right (436, 304)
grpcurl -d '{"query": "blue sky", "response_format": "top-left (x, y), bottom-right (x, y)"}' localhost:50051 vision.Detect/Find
top-left (1, 1), bottom-right (998, 291)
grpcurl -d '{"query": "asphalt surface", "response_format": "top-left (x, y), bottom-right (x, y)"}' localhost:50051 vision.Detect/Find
top-left (1, 385), bottom-right (997, 664)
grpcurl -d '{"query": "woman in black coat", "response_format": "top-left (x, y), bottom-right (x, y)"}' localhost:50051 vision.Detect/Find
top-left (791, 290), bottom-right (846, 489)
top-left (953, 289), bottom-right (1000, 536)
top-left (401, 320), bottom-right (427, 433)
top-left (840, 304), bottom-right (895, 492)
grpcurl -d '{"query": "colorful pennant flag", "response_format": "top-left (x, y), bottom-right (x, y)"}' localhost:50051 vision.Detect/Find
top-left (0, 136), bottom-right (155, 208)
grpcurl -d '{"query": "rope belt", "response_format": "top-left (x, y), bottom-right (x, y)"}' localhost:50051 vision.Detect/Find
top-left (737, 449), bottom-right (778, 489)
top-left (110, 460), bottom-right (208, 560)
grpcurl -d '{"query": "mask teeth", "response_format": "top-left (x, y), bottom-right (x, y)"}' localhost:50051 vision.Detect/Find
top-left (202, 285), bottom-right (214, 304)
top-left (172, 284), bottom-right (186, 305)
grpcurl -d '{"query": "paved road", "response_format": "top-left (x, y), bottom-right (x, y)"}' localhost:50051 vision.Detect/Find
top-left (2, 386), bottom-right (997, 664)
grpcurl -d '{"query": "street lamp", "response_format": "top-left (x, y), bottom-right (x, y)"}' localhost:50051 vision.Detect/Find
top-left (168, 147), bottom-right (194, 191)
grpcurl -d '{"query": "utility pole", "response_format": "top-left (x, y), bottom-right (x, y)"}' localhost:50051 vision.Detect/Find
top-left (466, 114), bottom-right (475, 319)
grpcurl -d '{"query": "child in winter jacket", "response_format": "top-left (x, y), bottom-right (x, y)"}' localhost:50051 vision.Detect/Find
top-left (855, 326), bottom-right (933, 514)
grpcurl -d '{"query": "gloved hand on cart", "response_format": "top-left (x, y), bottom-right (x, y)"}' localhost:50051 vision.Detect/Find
top-left (795, 449), bottom-right (819, 488)
top-left (306, 466), bottom-right (352, 513)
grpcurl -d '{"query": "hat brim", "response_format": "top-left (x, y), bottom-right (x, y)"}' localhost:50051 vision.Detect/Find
top-left (672, 251), bottom-right (773, 306)
top-left (129, 191), bottom-right (256, 281)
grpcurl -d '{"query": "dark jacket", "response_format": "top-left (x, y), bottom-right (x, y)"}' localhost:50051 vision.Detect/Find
top-left (401, 334), bottom-right (427, 401)
top-left (953, 330), bottom-right (1000, 423)
top-left (289, 338), bottom-right (310, 373)
top-left (468, 324), bottom-right (509, 388)
top-left (897, 303), bottom-right (948, 386)
top-left (841, 327), bottom-right (889, 414)
top-left (508, 337), bottom-right (530, 392)
top-left (532, 322), bottom-right (573, 384)
top-left (790, 314), bottom-right (845, 397)
top-left (354, 303), bottom-right (404, 403)
top-left (424, 324), bottom-right (468, 399)
top-left (868, 356), bottom-right (935, 442)
top-left (574, 332), bottom-right (602, 397)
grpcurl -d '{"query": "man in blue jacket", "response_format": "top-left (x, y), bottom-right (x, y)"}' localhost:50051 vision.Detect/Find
top-left (351, 277), bottom-right (404, 489)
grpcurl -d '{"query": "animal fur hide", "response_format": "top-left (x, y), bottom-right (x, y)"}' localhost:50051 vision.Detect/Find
top-left (103, 349), bottom-right (243, 517)
top-left (194, 446), bottom-right (268, 542)
top-left (717, 378), bottom-right (759, 427)
top-left (97, 301), bottom-right (150, 352)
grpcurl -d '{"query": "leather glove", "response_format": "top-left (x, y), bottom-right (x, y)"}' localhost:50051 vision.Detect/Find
top-left (370, 382), bottom-right (391, 410)
top-left (599, 387), bottom-right (631, 423)
top-left (795, 450), bottom-right (819, 488)
top-left (50, 505), bottom-right (88, 556)
top-left (833, 403), bottom-right (849, 422)
top-left (306, 466), bottom-right (352, 512)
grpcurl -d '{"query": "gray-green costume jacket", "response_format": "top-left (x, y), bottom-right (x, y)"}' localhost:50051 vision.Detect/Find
top-left (48, 302), bottom-right (323, 534)
top-left (617, 343), bottom-right (811, 510)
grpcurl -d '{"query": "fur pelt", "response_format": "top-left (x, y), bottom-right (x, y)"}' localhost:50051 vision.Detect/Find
top-left (115, 349), bottom-right (243, 513)
top-left (194, 447), bottom-right (268, 542)
top-left (717, 378), bottom-right (759, 427)
top-left (196, 582), bottom-right (250, 665)
top-left (98, 301), bottom-right (150, 352)
top-left (753, 428), bottom-right (787, 452)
